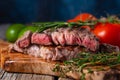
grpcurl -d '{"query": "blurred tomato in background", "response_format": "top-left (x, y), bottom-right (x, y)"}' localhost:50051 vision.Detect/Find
top-left (67, 13), bottom-right (97, 22)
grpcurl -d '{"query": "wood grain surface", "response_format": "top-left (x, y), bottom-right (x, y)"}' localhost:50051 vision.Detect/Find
top-left (0, 69), bottom-right (55, 80)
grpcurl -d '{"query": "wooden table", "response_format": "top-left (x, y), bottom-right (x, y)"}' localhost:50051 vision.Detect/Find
top-left (0, 24), bottom-right (73, 80)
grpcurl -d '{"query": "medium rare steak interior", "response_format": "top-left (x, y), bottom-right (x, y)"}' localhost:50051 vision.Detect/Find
top-left (9, 27), bottom-right (119, 61)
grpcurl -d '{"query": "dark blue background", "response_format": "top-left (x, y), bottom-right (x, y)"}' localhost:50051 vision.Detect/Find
top-left (0, 0), bottom-right (120, 23)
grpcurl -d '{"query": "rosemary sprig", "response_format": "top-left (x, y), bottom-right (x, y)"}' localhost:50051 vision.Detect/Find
top-left (99, 16), bottom-right (120, 23)
top-left (32, 21), bottom-right (96, 33)
top-left (32, 16), bottom-right (120, 33)
top-left (32, 15), bottom-right (120, 33)
top-left (53, 52), bottom-right (120, 79)
top-left (66, 52), bottom-right (120, 67)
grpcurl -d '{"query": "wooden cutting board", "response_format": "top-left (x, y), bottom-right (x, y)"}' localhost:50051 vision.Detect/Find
top-left (1, 40), bottom-right (120, 80)
top-left (0, 40), bottom-right (9, 64)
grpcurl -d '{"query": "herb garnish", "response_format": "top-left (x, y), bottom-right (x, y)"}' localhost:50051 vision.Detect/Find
top-left (33, 21), bottom-right (96, 33)
top-left (32, 16), bottom-right (120, 33)
top-left (53, 52), bottom-right (120, 79)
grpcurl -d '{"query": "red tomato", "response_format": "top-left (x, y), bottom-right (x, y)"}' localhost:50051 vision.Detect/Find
top-left (67, 19), bottom-right (76, 22)
top-left (74, 13), bottom-right (97, 22)
top-left (93, 22), bottom-right (120, 48)
top-left (67, 13), bottom-right (96, 22)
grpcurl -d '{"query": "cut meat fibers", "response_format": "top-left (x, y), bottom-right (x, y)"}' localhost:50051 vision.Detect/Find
top-left (26, 45), bottom-right (85, 61)
top-left (31, 33), bottom-right (52, 45)
top-left (9, 27), bottom-right (120, 61)
top-left (16, 27), bottom-right (99, 52)
top-left (10, 44), bottom-right (119, 61)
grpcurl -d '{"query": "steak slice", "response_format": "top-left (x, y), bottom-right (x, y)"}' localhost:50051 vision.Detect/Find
top-left (31, 27), bottom-right (99, 51)
top-left (26, 45), bottom-right (85, 61)
top-left (9, 31), bottom-right (32, 52)
top-left (63, 28), bottom-right (79, 45)
top-left (11, 27), bottom-right (119, 56)
top-left (18, 31), bottom-right (32, 48)
top-left (78, 28), bottom-right (99, 51)
top-left (13, 27), bottom-right (100, 52)
top-left (31, 32), bottom-right (52, 45)
top-left (10, 43), bottom-right (119, 61)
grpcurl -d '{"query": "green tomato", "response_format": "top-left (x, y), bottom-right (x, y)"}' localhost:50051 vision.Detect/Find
top-left (18, 26), bottom-right (38, 38)
top-left (6, 24), bottom-right (25, 42)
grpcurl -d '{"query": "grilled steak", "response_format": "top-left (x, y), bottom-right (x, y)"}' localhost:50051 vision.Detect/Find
top-left (9, 27), bottom-right (119, 61)
top-left (26, 45), bottom-right (85, 61)
top-left (10, 43), bottom-right (119, 61)
top-left (9, 31), bottom-right (32, 53)
top-left (31, 33), bottom-right (52, 45)
top-left (13, 27), bottom-right (100, 52)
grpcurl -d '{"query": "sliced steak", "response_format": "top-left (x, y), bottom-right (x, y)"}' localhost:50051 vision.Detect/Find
top-left (26, 45), bottom-right (40, 57)
top-left (9, 31), bottom-right (32, 52)
top-left (31, 32), bottom-right (52, 45)
top-left (9, 25), bottom-right (120, 61)
top-left (63, 28), bottom-right (78, 45)
top-left (18, 31), bottom-right (32, 48)
top-left (9, 43), bottom-right (23, 53)
top-left (78, 28), bottom-right (99, 51)
top-left (51, 32), bottom-right (60, 45)
top-left (24, 45), bottom-right (86, 61)
top-left (10, 43), bottom-right (119, 61)
top-left (14, 27), bottom-right (100, 52)
top-left (51, 27), bottom-right (99, 51)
